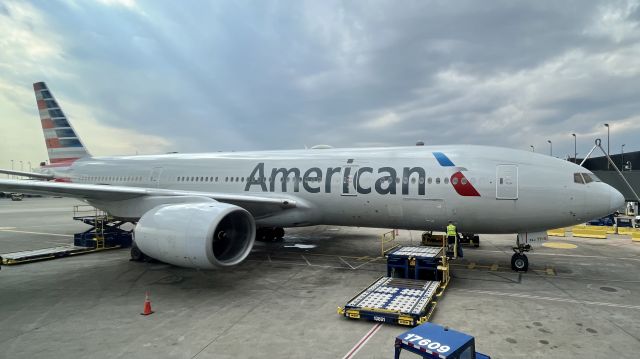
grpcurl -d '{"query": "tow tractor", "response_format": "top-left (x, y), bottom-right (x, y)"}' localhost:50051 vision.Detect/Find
top-left (394, 322), bottom-right (490, 359)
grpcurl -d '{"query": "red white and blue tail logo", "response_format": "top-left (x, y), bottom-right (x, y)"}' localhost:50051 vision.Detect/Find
top-left (433, 152), bottom-right (480, 197)
top-left (33, 82), bottom-right (90, 166)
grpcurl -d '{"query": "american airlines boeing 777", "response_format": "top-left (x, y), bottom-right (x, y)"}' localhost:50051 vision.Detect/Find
top-left (0, 82), bottom-right (625, 271)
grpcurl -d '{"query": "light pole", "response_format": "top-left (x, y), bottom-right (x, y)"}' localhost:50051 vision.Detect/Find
top-left (20, 160), bottom-right (23, 171)
top-left (10, 160), bottom-right (14, 179)
top-left (604, 123), bottom-right (610, 169)
top-left (621, 144), bottom-right (625, 170)
top-left (547, 140), bottom-right (552, 156)
top-left (28, 161), bottom-right (32, 171)
top-left (530, 145), bottom-right (535, 152)
top-left (571, 133), bottom-right (577, 163)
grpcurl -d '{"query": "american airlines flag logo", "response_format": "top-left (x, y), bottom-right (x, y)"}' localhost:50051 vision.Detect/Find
top-left (432, 152), bottom-right (480, 197)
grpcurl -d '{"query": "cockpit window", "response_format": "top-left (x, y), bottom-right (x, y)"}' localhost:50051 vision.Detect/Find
top-left (574, 172), bottom-right (600, 184)
top-left (587, 173), bottom-right (601, 182)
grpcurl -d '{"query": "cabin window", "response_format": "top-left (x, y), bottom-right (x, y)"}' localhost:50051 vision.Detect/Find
top-left (427, 177), bottom-right (432, 184)
top-left (452, 177), bottom-right (459, 185)
top-left (461, 178), bottom-right (468, 185)
top-left (435, 178), bottom-right (440, 184)
top-left (444, 177), bottom-right (449, 184)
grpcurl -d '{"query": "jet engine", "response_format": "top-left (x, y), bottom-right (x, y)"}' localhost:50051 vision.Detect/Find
top-left (134, 201), bottom-right (256, 269)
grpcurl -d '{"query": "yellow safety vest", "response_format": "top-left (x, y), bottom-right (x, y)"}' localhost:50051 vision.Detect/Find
top-left (447, 224), bottom-right (457, 236)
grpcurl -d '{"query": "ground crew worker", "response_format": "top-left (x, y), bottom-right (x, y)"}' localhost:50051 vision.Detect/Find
top-left (446, 220), bottom-right (458, 259)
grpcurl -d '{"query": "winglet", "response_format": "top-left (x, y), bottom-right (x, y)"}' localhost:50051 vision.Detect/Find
top-left (33, 82), bottom-right (90, 165)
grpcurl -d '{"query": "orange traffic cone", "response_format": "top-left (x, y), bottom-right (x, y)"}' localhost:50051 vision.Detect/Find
top-left (141, 291), bottom-right (154, 316)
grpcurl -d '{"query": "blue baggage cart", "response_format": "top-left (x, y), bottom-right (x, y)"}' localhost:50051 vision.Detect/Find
top-left (394, 322), bottom-right (490, 359)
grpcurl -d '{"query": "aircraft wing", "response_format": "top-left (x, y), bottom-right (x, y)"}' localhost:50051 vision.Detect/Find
top-left (0, 169), bottom-right (54, 180)
top-left (0, 179), bottom-right (297, 209)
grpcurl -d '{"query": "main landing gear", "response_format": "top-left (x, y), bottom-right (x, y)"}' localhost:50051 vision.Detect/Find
top-left (256, 227), bottom-right (285, 242)
top-left (511, 243), bottom-right (531, 272)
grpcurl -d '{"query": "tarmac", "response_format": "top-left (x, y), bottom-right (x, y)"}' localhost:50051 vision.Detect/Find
top-left (0, 197), bottom-right (639, 358)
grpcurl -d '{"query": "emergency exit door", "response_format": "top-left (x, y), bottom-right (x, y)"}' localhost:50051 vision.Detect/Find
top-left (496, 165), bottom-right (518, 200)
top-left (150, 167), bottom-right (163, 188)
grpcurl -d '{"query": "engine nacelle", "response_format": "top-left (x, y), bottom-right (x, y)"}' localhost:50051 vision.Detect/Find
top-left (134, 202), bottom-right (256, 269)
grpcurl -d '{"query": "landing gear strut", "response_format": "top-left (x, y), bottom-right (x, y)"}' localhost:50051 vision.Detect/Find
top-left (511, 243), bottom-right (531, 272)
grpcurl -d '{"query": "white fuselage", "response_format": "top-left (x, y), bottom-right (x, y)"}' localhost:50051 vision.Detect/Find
top-left (49, 145), bottom-right (621, 234)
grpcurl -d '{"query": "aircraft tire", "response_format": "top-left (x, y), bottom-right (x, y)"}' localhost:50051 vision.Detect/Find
top-left (511, 253), bottom-right (528, 272)
top-left (130, 243), bottom-right (145, 262)
top-left (473, 235), bottom-right (480, 248)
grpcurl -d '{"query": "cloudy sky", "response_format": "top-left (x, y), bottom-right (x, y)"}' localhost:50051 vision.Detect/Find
top-left (1, 0), bottom-right (640, 170)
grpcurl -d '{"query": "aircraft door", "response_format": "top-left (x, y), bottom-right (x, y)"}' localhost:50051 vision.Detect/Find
top-left (496, 165), bottom-right (518, 200)
top-left (341, 161), bottom-right (359, 197)
top-left (150, 167), bottom-right (163, 188)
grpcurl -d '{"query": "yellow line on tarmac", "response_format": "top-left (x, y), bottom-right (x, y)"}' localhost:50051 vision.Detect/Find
top-left (546, 268), bottom-right (556, 276)
top-left (543, 242), bottom-right (578, 249)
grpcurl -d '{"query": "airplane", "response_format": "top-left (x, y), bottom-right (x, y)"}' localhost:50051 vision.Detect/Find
top-left (0, 82), bottom-right (625, 272)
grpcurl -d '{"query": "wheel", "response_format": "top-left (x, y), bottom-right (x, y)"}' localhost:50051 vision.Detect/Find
top-left (130, 243), bottom-right (145, 262)
top-left (274, 227), bottom-right (285, 239)
top-left (473, 235), bottom-right (480, 248)
top-left (511, 253), bottom-right (528, 272)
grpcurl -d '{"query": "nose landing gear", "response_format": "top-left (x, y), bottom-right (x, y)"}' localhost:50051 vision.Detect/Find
top-left (511, 244), bottom-right (531, 272)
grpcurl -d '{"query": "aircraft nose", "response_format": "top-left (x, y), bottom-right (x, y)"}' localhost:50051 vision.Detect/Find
top-left (609, 186), bottom-right (625, 213)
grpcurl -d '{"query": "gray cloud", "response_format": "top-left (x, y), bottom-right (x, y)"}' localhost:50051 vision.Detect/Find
top-left (1, 0), bottom-right (640, 161)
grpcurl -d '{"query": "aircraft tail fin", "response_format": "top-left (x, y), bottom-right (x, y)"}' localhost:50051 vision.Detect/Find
top-left (33, 82), bottom-right (91, 165)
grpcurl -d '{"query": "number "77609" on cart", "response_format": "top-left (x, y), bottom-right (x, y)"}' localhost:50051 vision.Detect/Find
top-left (403, 333), bottom-right (451, 353)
